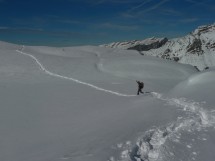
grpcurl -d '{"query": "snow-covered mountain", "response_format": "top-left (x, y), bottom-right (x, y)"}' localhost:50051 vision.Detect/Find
top-left (100, 37), bottom-right (168, 51)
top-left (101, 23), bottom-right (215, 71)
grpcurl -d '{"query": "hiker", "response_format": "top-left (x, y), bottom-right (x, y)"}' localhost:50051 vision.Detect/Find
top-left (136, 80), bottom-right (144, 95)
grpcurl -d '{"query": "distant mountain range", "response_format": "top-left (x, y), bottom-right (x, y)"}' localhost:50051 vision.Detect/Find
top-left (101, 23), bottom-right (215, 71)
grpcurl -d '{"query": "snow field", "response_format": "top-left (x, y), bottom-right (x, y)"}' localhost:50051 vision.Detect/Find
top-left (0, 42), bottom-right (215, 161)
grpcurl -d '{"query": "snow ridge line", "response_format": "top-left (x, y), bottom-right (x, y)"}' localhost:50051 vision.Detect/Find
top-left (15, 49), bottom-right (136, 97)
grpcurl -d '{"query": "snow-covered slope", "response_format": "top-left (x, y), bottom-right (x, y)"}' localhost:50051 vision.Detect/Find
top-left (169, 67), bottom-right (215, 106)
top-left (101, 23), bottom-right (215, 71)
top-left (0, 41), bottom-right (215, 161)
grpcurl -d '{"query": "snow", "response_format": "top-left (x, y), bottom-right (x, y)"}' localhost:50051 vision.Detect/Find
top-left (169, 67), bottom-right (215, 106)
top-left (0, 41), bottom-right (215, 161)
top-left (101, 23), bottom-right (215, 71)
top-left (100, 37), bottom-right (166, 49)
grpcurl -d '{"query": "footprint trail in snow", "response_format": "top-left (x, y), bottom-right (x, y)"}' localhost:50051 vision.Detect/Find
top-left (16, 46), bottom-right (215, 161)
top-left (16, 46), bottom-right (136, 97)
top-left (111, 92), bottom-right (215, 161)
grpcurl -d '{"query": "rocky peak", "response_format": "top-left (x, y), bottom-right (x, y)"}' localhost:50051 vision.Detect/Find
top-left (100, 23), bottom-right (215, 71)
top-left (128, 37), bottom-right (168, 51)
top-left (193, 23), bottom-right (215, 36)
top-left (100, 37), bottom-right (168, 51)
top-left (186, 38), bottom-right (203, 55)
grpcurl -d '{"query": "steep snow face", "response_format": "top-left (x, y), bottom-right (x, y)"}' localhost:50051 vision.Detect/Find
top-left (101, 23), bottom-right (215, 71)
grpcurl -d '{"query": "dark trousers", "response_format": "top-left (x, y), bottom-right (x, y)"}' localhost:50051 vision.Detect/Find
top-left (137, 88), bottom-right (143, 95)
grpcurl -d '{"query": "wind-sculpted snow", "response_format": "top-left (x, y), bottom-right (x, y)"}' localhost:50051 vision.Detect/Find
top-left (112, 93), bottom-right (215, 161)
top-left (16, 47), bottom-right (136, 97)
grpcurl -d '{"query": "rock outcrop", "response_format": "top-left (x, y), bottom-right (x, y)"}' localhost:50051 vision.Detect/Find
top-left (187, 38), bottom-right (203, 55)
top-left (100, 37), bottom-right (168, 51)
top-left (127, 37), bottom-right (168, 51)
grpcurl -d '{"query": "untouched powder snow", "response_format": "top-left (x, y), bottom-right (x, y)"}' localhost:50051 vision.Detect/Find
top-left (0, 41), bottom-right (215, 161)
top-left (169, 67), bottom-right (215, 106)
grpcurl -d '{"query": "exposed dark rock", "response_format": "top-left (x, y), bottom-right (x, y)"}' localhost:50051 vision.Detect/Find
top-left (205, 67), bottom-right (209, 70)
top-left (161, 48), bottom-right (171, 60)
top-left (194, 66), bottom-right (200, 71)
top-left (160, 49), bottom-right (179, 62)
top-left (164, 48), bottom-right (171, 54)
top-left (194, 24), bottom-right (215, 35)
top-left (101, 23), bottom-right (215, 71)
top-left (206, 42), bottom-right (210, 49)
top-left (161, 53), bottom-right (170, 60)
top-left (211, 43), bottom-right (215, 48)
top-left (198, 26), bottom-right (209, 33)
top-left (173, 57), bottom-right (180, 62)
top-left (187, 38), bottom-right (203, 55)
top-left (206, 42), bottom-right (215, 49)
top-left (128, 38), bottom-right (168, 51)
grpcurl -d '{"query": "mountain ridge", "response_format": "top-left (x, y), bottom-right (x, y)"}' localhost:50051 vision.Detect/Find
top-left (100, 23), bottom-right (215, 71)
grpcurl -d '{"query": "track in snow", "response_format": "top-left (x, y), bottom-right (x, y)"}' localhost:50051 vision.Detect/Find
top-left (16, 47), bottom-right (136, 97)
top-left (15, 46), bottom-right (215, 161)
top-left (112, 93), bottom-right (215, 161)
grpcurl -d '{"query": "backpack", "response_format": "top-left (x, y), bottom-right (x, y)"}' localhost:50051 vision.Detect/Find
top-left (139, 82), bottom-right (144, 88)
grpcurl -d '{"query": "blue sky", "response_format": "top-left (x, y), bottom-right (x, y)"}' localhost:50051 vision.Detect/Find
top-left (0, 0), bottom-right (215, 46)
